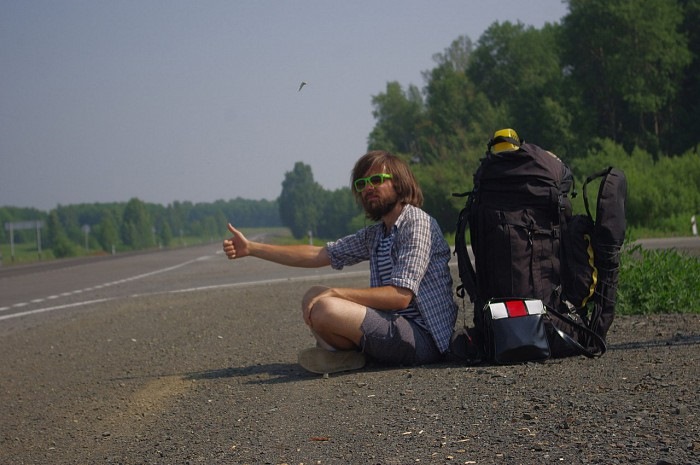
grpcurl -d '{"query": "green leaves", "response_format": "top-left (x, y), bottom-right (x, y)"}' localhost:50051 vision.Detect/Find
top-left (562, 0), bottom-right (691, 150)
top-left (121, 198), bottom-right (153, 249)
top-left (278, 162), bottom-right (361, 240)
top-left (368, 82), bottom-right (425, 155)
top-left (617, 245), bottom-right (700, 314)
top-left (279, 162), bottom-right (323, 240)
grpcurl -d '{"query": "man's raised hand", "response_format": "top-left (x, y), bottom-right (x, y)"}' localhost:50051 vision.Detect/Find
top-left (223, 223), bottom-right (250, 259)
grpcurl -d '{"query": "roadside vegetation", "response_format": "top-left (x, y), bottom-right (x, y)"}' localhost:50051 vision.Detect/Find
top-left (617, 245), bottom-right (700, 315)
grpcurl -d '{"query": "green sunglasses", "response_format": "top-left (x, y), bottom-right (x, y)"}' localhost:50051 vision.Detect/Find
top-left (354, 173), bottom-right (393, 192)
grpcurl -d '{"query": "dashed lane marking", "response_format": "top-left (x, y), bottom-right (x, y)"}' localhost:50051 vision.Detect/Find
top-left (0, 255), bottom-right (215, 315)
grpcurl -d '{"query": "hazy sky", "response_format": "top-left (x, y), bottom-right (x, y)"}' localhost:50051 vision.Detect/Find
top-left (1, 1), bottom-right (568, 211)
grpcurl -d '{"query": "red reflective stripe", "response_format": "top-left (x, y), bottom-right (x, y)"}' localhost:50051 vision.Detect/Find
top-left (505, 300), bottom-right (528, 317)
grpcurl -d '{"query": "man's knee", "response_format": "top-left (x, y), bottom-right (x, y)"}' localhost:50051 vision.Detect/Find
top-left (303, 285), bottom-right (329, 302)
top-left (307, 297), bottom-right (336, 327)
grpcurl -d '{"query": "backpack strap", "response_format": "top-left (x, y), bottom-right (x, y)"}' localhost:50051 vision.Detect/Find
top-left (454, 192), bottom-right (478, 302)
top-left (583, 167), bottom-right (614, 218)
top-left (547, 305), bottom-right (607, 357)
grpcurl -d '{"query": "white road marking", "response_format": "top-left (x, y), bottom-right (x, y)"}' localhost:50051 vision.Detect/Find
top-left (0, 255), bottom-right (215, 315)
top-left (0, 298), bottom-right (116, 321)
top-left (0, 267), bottom-right (371, 322)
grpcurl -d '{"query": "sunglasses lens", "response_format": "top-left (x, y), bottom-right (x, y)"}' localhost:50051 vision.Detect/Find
top-left (355, 179), bottom-right (367, 191)
top-left (369, 175), bottom-right (383, 185)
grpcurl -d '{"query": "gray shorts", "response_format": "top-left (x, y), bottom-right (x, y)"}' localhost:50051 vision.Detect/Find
top-left (359, 309), bottom-right (442, 366)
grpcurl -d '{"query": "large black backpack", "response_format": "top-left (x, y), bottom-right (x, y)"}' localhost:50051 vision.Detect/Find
top-left (454, 135), bottom-right (625, 362)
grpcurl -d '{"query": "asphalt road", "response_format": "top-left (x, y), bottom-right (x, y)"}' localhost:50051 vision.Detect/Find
top-left (0, 238), bottom-right (698, 464)
top-left (632, 236), bottom-right (700, 256)
top-left (0, 243), bottom-right (369, 323)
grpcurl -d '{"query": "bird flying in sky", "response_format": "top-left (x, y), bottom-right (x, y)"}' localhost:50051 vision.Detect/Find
top-left (298, 81), bottom-right (307, 92)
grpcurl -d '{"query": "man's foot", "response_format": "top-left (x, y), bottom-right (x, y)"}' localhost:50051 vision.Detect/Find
top-left (297, 347), bottom-right (366, 374)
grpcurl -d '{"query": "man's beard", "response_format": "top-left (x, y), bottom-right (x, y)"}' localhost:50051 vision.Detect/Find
top-left (362, 193), bottom-right (399, 222)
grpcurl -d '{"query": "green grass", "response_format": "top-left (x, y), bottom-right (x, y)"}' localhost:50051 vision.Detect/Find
top-left (617, 244), bottom-right (700, 314)
top-left (0, 242), bottom-right (54, 265)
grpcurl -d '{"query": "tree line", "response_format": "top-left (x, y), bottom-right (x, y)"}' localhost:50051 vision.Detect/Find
top-left (3, 0), bottom-right (699, 261)
top-left (0, 198), bottom-right (281, 259)
top-left (365, 0), bottom-right (700, 235)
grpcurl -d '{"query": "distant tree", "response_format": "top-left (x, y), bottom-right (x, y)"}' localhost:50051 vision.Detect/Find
top-left (203, 216), bottom-right (218, 242)
top-left (317, 187), bottom-right (362, 239)
top-left (121, 198), bottom-right (153, 249)
top-left (157, 218), bottom-right (173, 247)
top-left (421, 60), bottom-right (476, 160)
top-left (96, 211), bottom-right (119, 252)
top-left (278, 162), bottom-right (323, 239)
top-left (167, 201), bottom-right (192, 238)
top-left (561, 0), bottom-right (691, 154)
top-left (430, 35), bottom-right (474, 72)
top-left (214, 210), bottom-right (228, 237)
top-left (467, 21), bottom-right (573, 154)
top-left (54, 205), bottom-right (84, 246)
top-left (368, 81), bottom-right (424, 154)
top-left (46, 210), bottom-right (76, 258)
top-left (414, 159), bottom-right (471, 234)
top-left (669, 0), bottom-right (700, 154)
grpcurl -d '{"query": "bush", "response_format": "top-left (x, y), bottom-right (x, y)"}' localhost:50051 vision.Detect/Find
top-left (617, 244), bottom-right (700, 314)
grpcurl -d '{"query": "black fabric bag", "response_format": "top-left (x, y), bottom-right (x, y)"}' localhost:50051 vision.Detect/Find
top-left (483, 299), bottom-right (550, 364)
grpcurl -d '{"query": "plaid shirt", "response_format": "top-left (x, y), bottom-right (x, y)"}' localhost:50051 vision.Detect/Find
top-left (325, 204), bottom-right (457, 353)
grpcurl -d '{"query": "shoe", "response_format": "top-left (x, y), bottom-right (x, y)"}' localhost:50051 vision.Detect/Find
top-left (448, 327), bottom-right (485, 365)
top-left (297, 347), bottom-right (366, 374)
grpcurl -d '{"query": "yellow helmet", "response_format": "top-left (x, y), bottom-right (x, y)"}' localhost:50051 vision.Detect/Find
top-left (489, 128), bottom-right (521, 153)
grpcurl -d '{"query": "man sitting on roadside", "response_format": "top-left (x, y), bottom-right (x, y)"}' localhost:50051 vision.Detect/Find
top-left (223, 150), bottom-right (457, 374)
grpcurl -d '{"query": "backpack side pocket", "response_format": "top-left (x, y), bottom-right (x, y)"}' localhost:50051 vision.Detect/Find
top-left (561, 213), bottom-right (597, 311)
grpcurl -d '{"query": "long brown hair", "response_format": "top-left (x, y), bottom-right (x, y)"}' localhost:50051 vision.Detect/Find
top-left (351, 150), bottom-right (423, 207)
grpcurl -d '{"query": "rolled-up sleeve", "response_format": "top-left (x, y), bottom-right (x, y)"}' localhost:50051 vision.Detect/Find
top-left (325, 226), bottom-right (375, 270)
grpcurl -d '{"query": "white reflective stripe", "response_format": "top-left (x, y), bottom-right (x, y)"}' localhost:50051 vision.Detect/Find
top-left (524, 299), bottom-right (545, 315)
top-left (488, 299), bottom-right (545, 319)
top-left (488, 302), bottom-right (509, 319)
